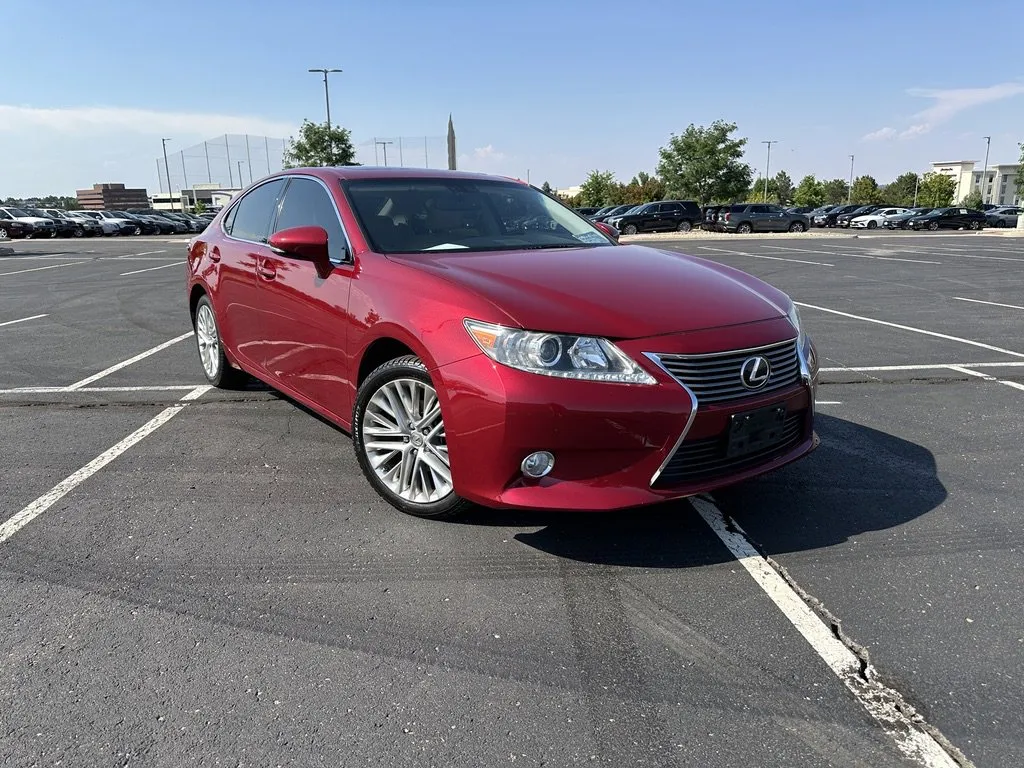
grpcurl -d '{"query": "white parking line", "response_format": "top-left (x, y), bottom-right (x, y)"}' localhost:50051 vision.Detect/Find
top-left (0, 314), bottom-right (48, 328)
top-left (66, 332), bottom-right (195, 390)
top-left (951, 297), bottom-right (1024, 311)
top-left (693, 497), bottom-right (962, 768)
top-left (946, 365), bottom-right (1024, 395)
top-left (697, 246), bottom-right (833, 267)
top-left (0, 386), bottom-right (210, 544)
top-left (821, 361), bottom-right (1024, 372)
top-left (796, 302), bottom-right (1024, 359)
top-left (120, 262), bottom-right (181, 276)
top-left (0, 262), bottom-right (80, 277)
top-left (0, 385), bottom-right (201, 394)
top-left (762, 245), bottom-right (941, 265)
top-left (120, 250), bottom-right (167, 258)
top-left (815, 401), bottom-right (842, 405)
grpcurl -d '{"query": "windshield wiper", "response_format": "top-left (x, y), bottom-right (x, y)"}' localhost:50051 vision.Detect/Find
top-left (517, 243), bottom-right (591, 250)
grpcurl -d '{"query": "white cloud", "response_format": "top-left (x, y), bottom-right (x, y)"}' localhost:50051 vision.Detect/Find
top-left (862, 126), bottom-right (897, 142)
top-left (0, 104), bottom-right (295, 138)
top-left (472, 144), bottom-right (506, 162)
top-left (874, 82), bottom-right (1024, 141)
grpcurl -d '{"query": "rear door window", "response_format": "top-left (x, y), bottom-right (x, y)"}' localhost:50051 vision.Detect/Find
top-left (227, 179), bottom-right (286, 242)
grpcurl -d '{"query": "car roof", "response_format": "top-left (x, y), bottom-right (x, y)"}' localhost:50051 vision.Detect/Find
top-left (273, 166), bottom-right (524, 184)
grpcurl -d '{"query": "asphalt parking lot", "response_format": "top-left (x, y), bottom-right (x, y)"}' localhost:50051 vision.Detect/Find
top-left (2, 232), bottom-right (1022, 767)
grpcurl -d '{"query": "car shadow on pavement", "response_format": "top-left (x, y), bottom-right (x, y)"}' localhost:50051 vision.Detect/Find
top-left (483, 414), bottom-right (947, 567)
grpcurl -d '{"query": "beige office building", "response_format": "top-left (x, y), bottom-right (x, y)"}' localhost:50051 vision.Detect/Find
top-left (929, 160), bottom-right (1020, 206)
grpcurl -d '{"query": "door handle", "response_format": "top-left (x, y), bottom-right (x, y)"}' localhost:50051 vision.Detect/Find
top-left (258, 262), bottom-right (277, 280)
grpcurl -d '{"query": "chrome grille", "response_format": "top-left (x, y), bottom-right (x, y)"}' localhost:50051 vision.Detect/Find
top-left (654, 339), bottom-right (800, 405)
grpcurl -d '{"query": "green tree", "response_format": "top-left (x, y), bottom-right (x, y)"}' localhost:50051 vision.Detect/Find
top-left (850, 175), bottom-right (884, 204)
top-left (578, 170), bottom-right (619, 207)
top-left (621, 172), bottom-right (666, 204)
top-left (961, 190), bottom-right (984, 209)
top-left (194, 200), bottom-right (207, 214)
top-left (880, 172), bottom-right (920, 207)
top-left (917, 172), bottom-right (956, 207)
top-left (656, 120), bottom-right (753, 206)
top-left (793, 175), bottom-right (824, 207)
top-left (820, 178), bottom-right (850, 204)
top-left (540, 181), bottom-right (553, 194)
top-left (748, 176), bottom-right (778, 203)
top-left (283, 120), bottom-right (358, 168)
top-left (773, 171), bottom-right (794, 205)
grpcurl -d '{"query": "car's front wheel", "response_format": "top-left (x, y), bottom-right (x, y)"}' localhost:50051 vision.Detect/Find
top-left (193, 296), bottom-right (246, 388)
top-left (622, 224), bottom-right (638, 235)
top-left (928, 221), bottom-right (939, 231)
top-left (866, 220), bottom-right (877, 229)
top-left (353, 356), bottom-right (470, 520)
top-left (788, 221), bottom-right (807, 232)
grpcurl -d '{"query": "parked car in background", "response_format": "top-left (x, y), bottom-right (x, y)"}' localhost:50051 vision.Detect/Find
top-left (814, 204), bottom-right (862, 227)
top-left (144, 215), bottom-right (178, 234)
top-left (849, 207), bottom-right (909, 229)
top-left (805, 204), bottom-right (839, 224)
top-left (719, 204), bottom-right (809, 233)
top-left (62, 211), bottom-right (106, 236)
top-left (575, 207), bottom-right (602, 217)
top-left (882, 208), bottom-right (932, 229)
top-left (986, 206), bottom-right (1020, 228)
top-left (836, 205), bottom-right (882, 228)
top-left (109, 211), bottom-right (160, 235)
top-left (186, 167), bottom-right (818, 518)
top-left (786, 206), bottom-right (816, 215)
top-left (607, 200), bottom-right (703, 234)
top-left (588, 206), bottom-right (618, 220)
top-left (908, 207), bottom-right (987, 231)
top-left (24, 208), bottom-right (80, 237)
top-left (593, 204), bottom-right (638, 223)
top-left (701, 205), bottom-right (727, 231)
top-left (39, 209), bottom-right (98, 237)
top-left (0, 209), bottom-right (31, 239)
top-left (0, 206), bottom-right (56, 238)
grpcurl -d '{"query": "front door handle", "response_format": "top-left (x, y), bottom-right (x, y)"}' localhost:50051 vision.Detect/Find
top-left (258, 262), bottom-right (276, 280)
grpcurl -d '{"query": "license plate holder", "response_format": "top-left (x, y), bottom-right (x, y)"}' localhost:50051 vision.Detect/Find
top-left (726, 405), bottom-right (787, 457)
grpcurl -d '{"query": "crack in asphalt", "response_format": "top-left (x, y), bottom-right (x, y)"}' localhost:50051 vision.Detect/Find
top-left (724, 514), bottom-right (976, 768)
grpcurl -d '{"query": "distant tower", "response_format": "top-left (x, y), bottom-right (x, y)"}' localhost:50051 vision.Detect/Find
top-left (447, 114), bottom-right (457, 171)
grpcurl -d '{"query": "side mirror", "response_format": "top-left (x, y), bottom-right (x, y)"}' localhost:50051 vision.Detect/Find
top-left (268, 225), bottom-right (332, 265)
top-left (593, 220), bottom-right (620, 242)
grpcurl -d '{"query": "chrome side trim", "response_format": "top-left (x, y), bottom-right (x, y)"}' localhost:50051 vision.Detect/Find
top-left (644, 352), bottom-right (699, 486)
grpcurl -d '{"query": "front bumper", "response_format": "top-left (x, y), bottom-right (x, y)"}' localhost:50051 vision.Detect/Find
top-left (434, 319), bottom-right (818, 510)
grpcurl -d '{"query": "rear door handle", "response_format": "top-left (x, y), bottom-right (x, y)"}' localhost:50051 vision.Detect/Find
top-left (209, 246), bottom-right (221, 263)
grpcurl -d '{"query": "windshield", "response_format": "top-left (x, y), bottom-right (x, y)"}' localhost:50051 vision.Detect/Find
top-left (343, 178), bottom-right (614, 254)
top-left (6, 208), bottom-right (30, 217)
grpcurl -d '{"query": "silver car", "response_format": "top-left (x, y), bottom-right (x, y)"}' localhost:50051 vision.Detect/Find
top-left (985, 206), bottom-right (1020, 228)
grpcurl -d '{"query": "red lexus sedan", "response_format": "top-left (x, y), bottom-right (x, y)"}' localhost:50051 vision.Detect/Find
top-left (186, 167), bottom-right (818, 519)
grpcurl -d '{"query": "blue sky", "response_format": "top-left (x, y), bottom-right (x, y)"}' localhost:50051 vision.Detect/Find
top-left (2, 0), bottom-right (1022, 197)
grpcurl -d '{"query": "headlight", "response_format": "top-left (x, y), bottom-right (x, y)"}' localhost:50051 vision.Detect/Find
top-left (786, 302), bottom-right (806, 348)
top-left (464, 319), bottom-right (656, 384)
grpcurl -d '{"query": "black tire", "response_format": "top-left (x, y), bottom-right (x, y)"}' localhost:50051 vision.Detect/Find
top-left (788, 221), bottom-right (807, 232)
top-left (133, 226), bottom-right (142, 236)
top-left (866, 220), bottom-right (878, 229)
top-left (353, 355), bottom-right (471, 520)
top-left (969, 220), bottom-right (981, 230)
top-left (676, 220), bottom-right (692, 233)
top-left (73, 227), bottom-right (84, 238)
top-left (736, 222), bottom-right (753, 234)
top-left (622, 224), bottom-right (638, 235)
top-left (928, 221), bottom-right (939, 231)
top-left (192, 295), bottom-right (247, 389)
top-left (48, 229), bottom-right (57, 238)
top-left (0, 226), bottom-right (7, 239)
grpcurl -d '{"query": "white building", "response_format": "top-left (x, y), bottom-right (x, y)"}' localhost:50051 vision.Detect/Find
top-left (930, 160), bottom-right (1020, 206)
top-left (555, 185), bottom-right (582, 199)
top-left (150, 186), bottom-right (240, 212)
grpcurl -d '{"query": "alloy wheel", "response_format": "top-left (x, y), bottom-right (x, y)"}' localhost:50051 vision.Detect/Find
top-left (195, 303), bottom-right (220, 379)
top-left (362, 378), bottom-right (453, 504)
top-left (0, 227), bottom-right (7, 239)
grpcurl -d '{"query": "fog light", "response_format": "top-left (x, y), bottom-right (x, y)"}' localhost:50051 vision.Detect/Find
top-left (521, 451), bottom-right (555, 478)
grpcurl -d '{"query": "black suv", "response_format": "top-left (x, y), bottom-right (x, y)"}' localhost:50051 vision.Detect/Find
top-left (814, 204), bottom-right (862, 227)
top-left (836, 205), bottom-right (882, 227)
top-left (908, 208), bottom-right (987, 231)
top-left (606, 200), bottom-right (702, 234)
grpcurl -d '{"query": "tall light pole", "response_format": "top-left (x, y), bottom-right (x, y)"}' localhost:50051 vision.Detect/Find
top-left (981, 136), bottom-right (991, 205)
top-left (309, 67), bottom-right (342, 165)
top-left (913, 173), bottom-right (920, 207)
top-left (161, 138), bottom-right (175, 211)
top-left (847, 154), bottom-right (855, 203)
top-left (762, 140), bottom-right (777, 202)
top-left (375, 140), bottom-right (394, 167)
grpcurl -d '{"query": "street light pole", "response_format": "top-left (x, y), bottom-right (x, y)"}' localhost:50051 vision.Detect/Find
top-left (309, 67), bottom-right (342, 165)
top-left (913, 174), bottom-right (920, 207)
top-left (762, 140), bottom-right (777, 202)
top-left (981, 136), bottom-right (991, 205)
top-left (161, 138), bottom-right (175, 211)
top-left (375, 140), bottom-right (394, 167)
top-left (848, 154), bottom-right (855, 204)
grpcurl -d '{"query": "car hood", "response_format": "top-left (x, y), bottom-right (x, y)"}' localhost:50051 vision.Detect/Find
top-left (389, 244), bottom-right (789, 339)
top-left (17, 216), bottom-right (52, 224)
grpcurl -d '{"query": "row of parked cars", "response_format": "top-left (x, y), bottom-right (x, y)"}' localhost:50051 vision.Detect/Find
top-left (0, 206), bottom-right (214, 239)
top-left (575, 200), bottom-right (1020, 235)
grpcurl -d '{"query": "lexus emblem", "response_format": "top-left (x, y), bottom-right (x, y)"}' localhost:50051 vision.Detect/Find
top-left (740, 356), bottom-right (771, 389)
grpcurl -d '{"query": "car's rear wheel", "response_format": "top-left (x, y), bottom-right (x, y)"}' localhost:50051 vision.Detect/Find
top-left (676, 220), bottom-right (692, 233)
top-left (866, 220), bottom-right (877, 229)
top-left (622, 224), bottom-right (638, 235)
top-left (73, 227), bottom-right (84, 237)
top-left (928, 221), bottom-right (939, 231)
top-left (353, 356), bottom-right (471, 520)
top-left (969, 220), bottom-right (981, 230)
top-left (193, 296), bottom-right (246, 388)
top-left (133, 225), bottom-right (142, 236)
top-left (737, 222), bottom-right (753, 234)
top-left (788, 221), bottom-right (807, 232)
